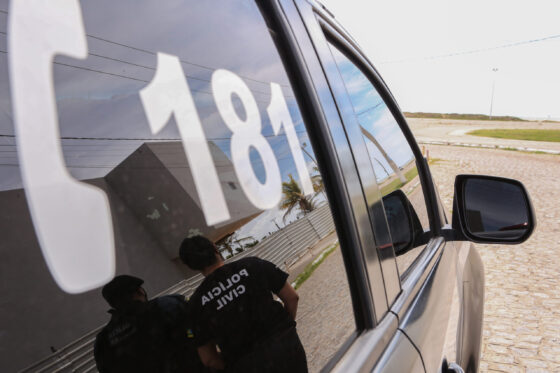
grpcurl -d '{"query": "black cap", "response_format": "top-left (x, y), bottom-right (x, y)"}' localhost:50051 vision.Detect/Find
top-left (102, 275), bottom-right (144, 309)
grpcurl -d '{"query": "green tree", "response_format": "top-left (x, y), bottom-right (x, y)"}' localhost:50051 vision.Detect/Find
top-left (311, 166), bottom-right (324, 195)
top-left (280, 174), bottom-right (317, 222)
top-left (217, 233), bottom-right (255, 259)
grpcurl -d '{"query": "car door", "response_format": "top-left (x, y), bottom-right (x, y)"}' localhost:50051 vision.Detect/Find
top-left (0, 1), bottom-right (365, 371)
top-left (279, 1), bottom-right (462, 372)
top-left (0, 0), bottom-right (480, 372)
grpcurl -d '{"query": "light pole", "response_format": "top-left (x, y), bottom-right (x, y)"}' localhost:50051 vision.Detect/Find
top-left (489, 68), bottom-right (498, 120)
top-left (301, 142), bottom-right (318, 167)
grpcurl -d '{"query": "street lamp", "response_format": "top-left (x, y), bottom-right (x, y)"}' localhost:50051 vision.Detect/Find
top-left (489, 67), bottom-right (498, 120)
top-left (301, 142), bottom-right (318, 167)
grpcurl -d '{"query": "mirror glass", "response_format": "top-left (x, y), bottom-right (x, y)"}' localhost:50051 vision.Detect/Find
top-left (464, 178), bottom-right (529, 240)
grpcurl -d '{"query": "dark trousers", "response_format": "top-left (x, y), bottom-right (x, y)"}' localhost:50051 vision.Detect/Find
top-left (231, 326), bottom-right (308, 373)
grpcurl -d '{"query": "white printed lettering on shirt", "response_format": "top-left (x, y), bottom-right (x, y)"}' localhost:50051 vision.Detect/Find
top-left (202, 268), bottom-right (249, 306)
top-left (216, 285), bottom-right (246, 311)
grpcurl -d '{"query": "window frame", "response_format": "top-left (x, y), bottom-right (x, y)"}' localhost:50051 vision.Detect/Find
top-left (324, 34), bottom-right (411, 302)
top-left (269, 0), bottom-right (385, 330)
top-left (266, 0), bottom-right (403, 368)
top-left (323, 15), bottom-right (447, 263)
top-left (325, 36), bottom-right (436, 281)
top-left (298, 9), bottom-right (443, 305)
top-left (315, 16), bottom-right (442, 235)
top-left (273, 0), bottom-right (450, 371)
top-left (292, 0), bottom-right (452, 327)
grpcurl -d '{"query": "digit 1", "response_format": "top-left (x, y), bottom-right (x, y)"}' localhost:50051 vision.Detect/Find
top-left (140, 53), bottom-right (230, 226)
top-left (9, 0), bottom-right (115, 293)
top-left (268, 83), bottom-right (314, 195)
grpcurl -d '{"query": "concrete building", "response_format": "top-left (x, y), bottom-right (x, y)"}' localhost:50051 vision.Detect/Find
top-left (0, 141), bottom-right (260, 371)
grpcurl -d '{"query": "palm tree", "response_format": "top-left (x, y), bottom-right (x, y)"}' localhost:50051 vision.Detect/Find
top-left (280, 174), bottom-right (317, 222)
top-left (311, 166), bottom-right (325, 195)
top-left (302, 143), bottom-right (326, 199)
top-left (217, 233), bottom-right (255, 259)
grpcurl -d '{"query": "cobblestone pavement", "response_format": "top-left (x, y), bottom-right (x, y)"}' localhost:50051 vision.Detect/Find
top-left (296, 144), bottom-right (560, 372)
top-left (296, 247), bottom-right (355, 373)
top-left (428, 145), bottom-right (560, 373)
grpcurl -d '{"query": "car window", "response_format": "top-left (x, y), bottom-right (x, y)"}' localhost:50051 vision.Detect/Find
top-left (0, 1), bottom-right (355, 372)
top-left (327, 42), bottom-right (431, 279)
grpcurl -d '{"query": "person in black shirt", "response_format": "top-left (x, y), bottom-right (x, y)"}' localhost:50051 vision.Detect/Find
top-left (180, 235), bottom-right (307, 373)
top-left (94, 275), bottom-right (204, 373)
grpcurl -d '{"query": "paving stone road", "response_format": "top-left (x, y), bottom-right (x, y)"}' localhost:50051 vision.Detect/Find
top-left (296, 247), bottom-right (355, 373)
top-left (428, 145), bottom-right (560, 373)
top-left (296, 144), bottom-right (560, 372)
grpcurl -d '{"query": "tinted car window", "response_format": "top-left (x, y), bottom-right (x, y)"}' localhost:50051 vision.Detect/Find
top-left (328, 43), bottom-right (431, 279)
top-left (0, 1), bottom-right (354, 371)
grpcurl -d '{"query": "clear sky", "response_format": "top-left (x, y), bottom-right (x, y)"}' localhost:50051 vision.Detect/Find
top-left (320, 0), bottom-right (560, 119)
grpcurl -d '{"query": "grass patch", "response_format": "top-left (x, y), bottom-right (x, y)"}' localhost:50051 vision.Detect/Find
top-left (380, 177), bottom-right (404, 197)
top-left (404, 167), bottom-right (418, 180)
top-left (379, 165), bottom-right (423, 196)
top-left (378, 158), bottom-right (441, 196)
top-left (468, 129), bottom-right (560, 142)
top-left (291, 243), bottom-right (339, 290)
top-left (404, 112), bottom-right (528, 122)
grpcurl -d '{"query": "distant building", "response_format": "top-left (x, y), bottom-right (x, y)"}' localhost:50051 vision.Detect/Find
top-left (0, 141), bottom-right (261, 371)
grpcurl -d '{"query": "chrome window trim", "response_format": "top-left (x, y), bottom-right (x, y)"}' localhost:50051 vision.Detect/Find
top-left (391, 237), bottom-right (445, 320)
top-left (395, 239), bottom-right (457, 373)
top-left (329, 312), bottom-right (399, 373)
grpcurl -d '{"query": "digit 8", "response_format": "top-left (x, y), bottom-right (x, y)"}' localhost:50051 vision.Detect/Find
top-left (212, 69), bottom-right (281, 210)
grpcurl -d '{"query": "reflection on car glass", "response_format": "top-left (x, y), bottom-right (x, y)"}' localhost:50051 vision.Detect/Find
top-left (1, 1), bottom-right (355, 372)
top-left (179, 235), bottom-right (308, 372)
top-left (328, 43), bottom-right (431, 278)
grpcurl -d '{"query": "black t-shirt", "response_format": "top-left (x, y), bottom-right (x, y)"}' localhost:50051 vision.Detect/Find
top-left (94, 295), bottom-right (204, 373)
top-left (189, 257), bottom-right (294, 364)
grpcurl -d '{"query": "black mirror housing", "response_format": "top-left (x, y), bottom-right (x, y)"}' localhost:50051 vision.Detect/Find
top-left (382, 189), bottom-right (425, 255)
top-left (451, 174), bottom-right (536, 244)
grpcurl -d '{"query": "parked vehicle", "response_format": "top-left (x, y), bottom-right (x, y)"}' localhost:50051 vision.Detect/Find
top-left (0, 0), bottom-right (534, 372)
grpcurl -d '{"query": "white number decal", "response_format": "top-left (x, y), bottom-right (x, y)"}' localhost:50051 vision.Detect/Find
top-left (11, 4), bottom-right (314, 292)
top-left (8, 0), bottom-right (115, 293)
top-left (140, 53), bottom-right (230, 226)
top-left (212, 70), bottom-right (282, 210)
top-left (268, 83), bottom-right (314, 196)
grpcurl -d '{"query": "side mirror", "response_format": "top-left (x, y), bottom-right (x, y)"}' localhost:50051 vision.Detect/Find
top-left (452, 175), bottom-right (536, 244)
top-left (382, 189), bottom-right (425, 255)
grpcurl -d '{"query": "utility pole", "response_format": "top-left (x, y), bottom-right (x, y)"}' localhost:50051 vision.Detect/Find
top-left (489, 68), bottom-right (498, 120)
top-left (301, 142), bottom-right (318, 167)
